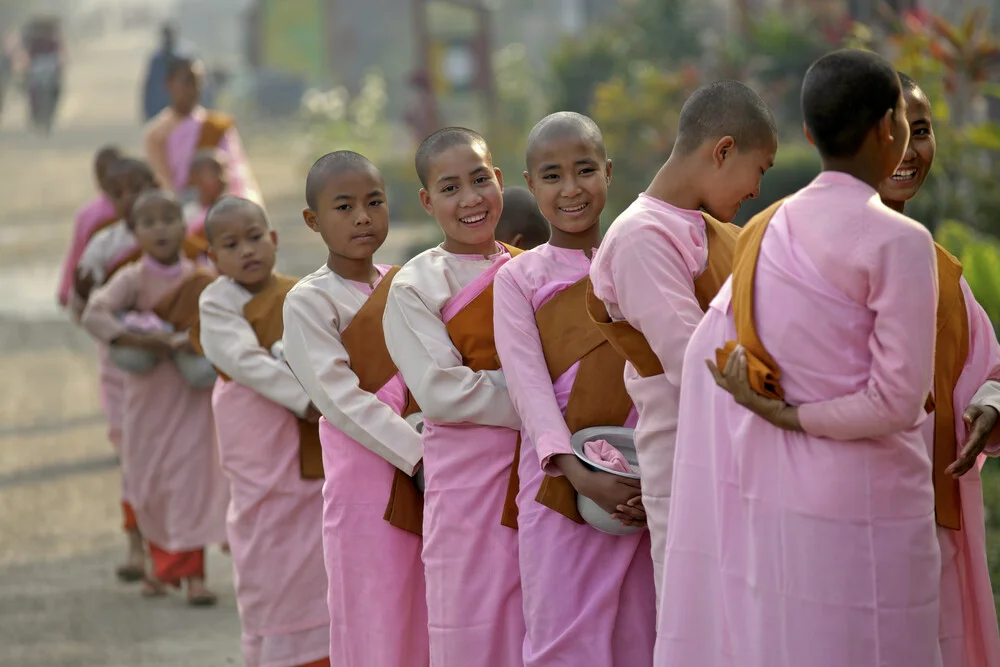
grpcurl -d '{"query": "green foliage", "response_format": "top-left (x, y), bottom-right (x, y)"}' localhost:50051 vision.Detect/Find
top-left (936, 220), bottom-right (1000, 327)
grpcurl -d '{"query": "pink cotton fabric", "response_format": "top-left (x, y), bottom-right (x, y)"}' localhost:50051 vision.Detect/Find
top-left (924, 276), bottom-right (1000, 667)
top-left (95, 344), bottom-right (125, 456)
top-left (57, 193), bottom-right (116, 306)
top-left (166, 107), bottom-right (262, 204)
top-left (582, 440), bottom-right (633, 474)
top-left (419, 255), bottom-right (525, 667)
top-left (589, 193), bottom-right (716, 604)
top-left (494, 244), bottom-right (656, 666)
top-left (212, 378), bottom-right (329, 666)
top-left (82, 255), bottom-right (229, 553)
top-left (656, 172), bottom-right (942, 667)
top-left (314, 271), bottom-right (429, 667)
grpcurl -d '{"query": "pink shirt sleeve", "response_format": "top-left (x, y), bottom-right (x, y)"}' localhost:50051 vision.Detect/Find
top-left (798, 224), bottom-right (938, 439)
top-left (493, 265), bottom-right (574, 476)
top-left (81, 268), bottom-right (139, 344)
top-left (612, 228), bottom-right (705, 390)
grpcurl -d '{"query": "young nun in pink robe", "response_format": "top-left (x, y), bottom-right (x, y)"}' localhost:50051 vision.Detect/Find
top-left (82, 189), bottom-right (229, 606)
top-left (878, 73), bottom-right (1000, 667)
top-left (588, 81), bottom-right (777, 602)
top-left (383, 128), bottom-right (525, 667)
top-left (658, 50), bottom-right (942, 667)
top-left (57, 145), bottom-right (122, 308)
top-left (197, 197), bottom-right (330, 667)
top-left (282, 151), bottom-right (429, 667)
top-left (72, 158), bottom-right (158, 583)
top-left (144, 56), bottom-right (261, 207)
top-left (494, 113), bottom-right (657, 666)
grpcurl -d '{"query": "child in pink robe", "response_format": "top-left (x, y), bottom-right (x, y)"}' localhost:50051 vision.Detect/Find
top-left (878, 73), bottom-right (1000, 667)
top-left (383, 128), bottom-right (524, 667)
top-left (494, 113), bottom-right (657, 666)
top-left (660, 50), bottom-right (942, 667)
top-left (197, 197), bottom-right (330, 667)
top-left (588, 81), bottom-right (778, 602)
top-left (144, 56), bottom-right (261, 207)
top-left (82, 189), bottom-right (229, 605)
top-left (283, 151), bottom-right (429, 667)
top-left (72, 157), bottom-right (158, 583)
top-left (57, 145), bottom-right (121, 308)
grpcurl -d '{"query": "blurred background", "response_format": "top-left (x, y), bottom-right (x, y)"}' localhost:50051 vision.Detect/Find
top-left (0, 0), bottom-right (998, 664)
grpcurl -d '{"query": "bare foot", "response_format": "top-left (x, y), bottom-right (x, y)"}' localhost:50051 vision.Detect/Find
top-left (115, 529), bottom-right (146, 583)
top-left (141, 577), bottom-right (168, 597)
top-left (187, 577), bottom-right (217, 607)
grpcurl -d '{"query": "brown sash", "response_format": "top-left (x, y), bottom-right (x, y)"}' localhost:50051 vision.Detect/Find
top-left (152, 269), bottom-right (216, 332)
top-left (197, 111), bottom-right (234, 150)
top-left (443, 243), bottom-right (524, 529)
top-left (183, 228), bottom-right (211, 259)
top-left (715, 200), bottom-right (785, 400)
top-left (339, 267), bottom-right (425, 537)
top-left (106, 248), bottom-right (142, 281)
top-left (929, 243), bottom-right (969, 530)
top-left (586, 212), bottom-right (741, 378)
top-left (533, 277), bottom-right (634, 522)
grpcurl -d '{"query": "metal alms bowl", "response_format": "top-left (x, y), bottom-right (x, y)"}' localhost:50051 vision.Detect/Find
top-left (107, 344), bottom-right (159, 374)
top-left (570, 426), bottom-right (644, 536)
top-left (405, 412), bottom-right (426, 491)
top-left (173, 352), bottom-right (218, 389)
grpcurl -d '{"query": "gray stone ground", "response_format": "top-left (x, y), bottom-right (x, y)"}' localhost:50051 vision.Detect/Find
top-left (0, 28), bottom-right (435, 667)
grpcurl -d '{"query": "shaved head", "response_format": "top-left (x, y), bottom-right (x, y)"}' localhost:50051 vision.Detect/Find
top-left (205, 196), bottom-right (269, 243)
top-left (305, 151), bottom-right (381, 209)
top-left (133, 188), bottom-right (180, 212)
top-left (495, 186), bottom-right (550, 250)
top-left (673, 80), bottom-right (777, 156)
top-left (802, 49), bottom-right (901, 159)
top-left (414, 127), bottom-right (490, 188)
top-left (190, 148), bottom-right (225, 175)
top-left (106, 157), bottom-right (156, 186)
top-left (525, 112), bottom-right (606, 169)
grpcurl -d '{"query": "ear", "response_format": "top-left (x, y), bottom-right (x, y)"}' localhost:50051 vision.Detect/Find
top-left (877, 108), bottom-right (895, 144)
top-left (523, 170), bottom-right (536, 195)
top-left (269, 229), bottom-right (279, 251)
top-left (712, 136), bottom-right (736, 167)
top-left (419, 189), bottom-right (435, 217)
top-left (605, 158), bottom-right (613, 185)
top-left (802, 123), bottom-right (815, 146)
top-left (302, 208), bottom-right (320, 233)
top-left (495, 167), bottom-right (505, 190)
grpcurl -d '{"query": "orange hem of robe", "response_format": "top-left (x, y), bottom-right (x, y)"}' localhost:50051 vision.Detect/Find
top-left (122, 501), bottom-right (138, 532)
top-left (297, 659), bottom-right (330, 667)
top-left (148, 544), bottom-right (205, 585)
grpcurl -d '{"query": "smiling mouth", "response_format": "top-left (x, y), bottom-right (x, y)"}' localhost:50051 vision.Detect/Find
top-left (559, 202), bottom-right (589, 214)
top-left (459, 212), bottom-right (488, 226)
top-left (892, 167), bottom-right (918, 182)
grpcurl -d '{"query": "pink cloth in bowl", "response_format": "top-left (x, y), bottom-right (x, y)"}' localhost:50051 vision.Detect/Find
top-left (582, 439), bottom-right (635, 474)
top-left (121, 311), bottom-right (170, 333)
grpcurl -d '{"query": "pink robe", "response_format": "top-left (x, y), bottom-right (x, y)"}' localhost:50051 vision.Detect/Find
top-left (925, 278), bottom-right (1000, 667)
top-left (147, 106), bottom-right (262, 205)
top-left (383, 244), bottom-right (524, 667)
top-left (73, 219), bottom-right (140, 459)
top-left (656, 172), bottom-right (942, 667)
top-left (198, 276), bottom-right (329, 667)
top-left (82, 255), bottom-right (229, 561)
top-left (589, 193), bottom-right (717, 604)
top-left (58, 192), bottom-right (116, 307)
top-left (282, 264), bottom-right (428, 667)
top-left (494, 243), bottom-right (657, 666)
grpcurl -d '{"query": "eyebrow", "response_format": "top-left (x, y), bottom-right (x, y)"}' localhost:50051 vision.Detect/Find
top-left (538, 158), bottom-right (599, 173)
